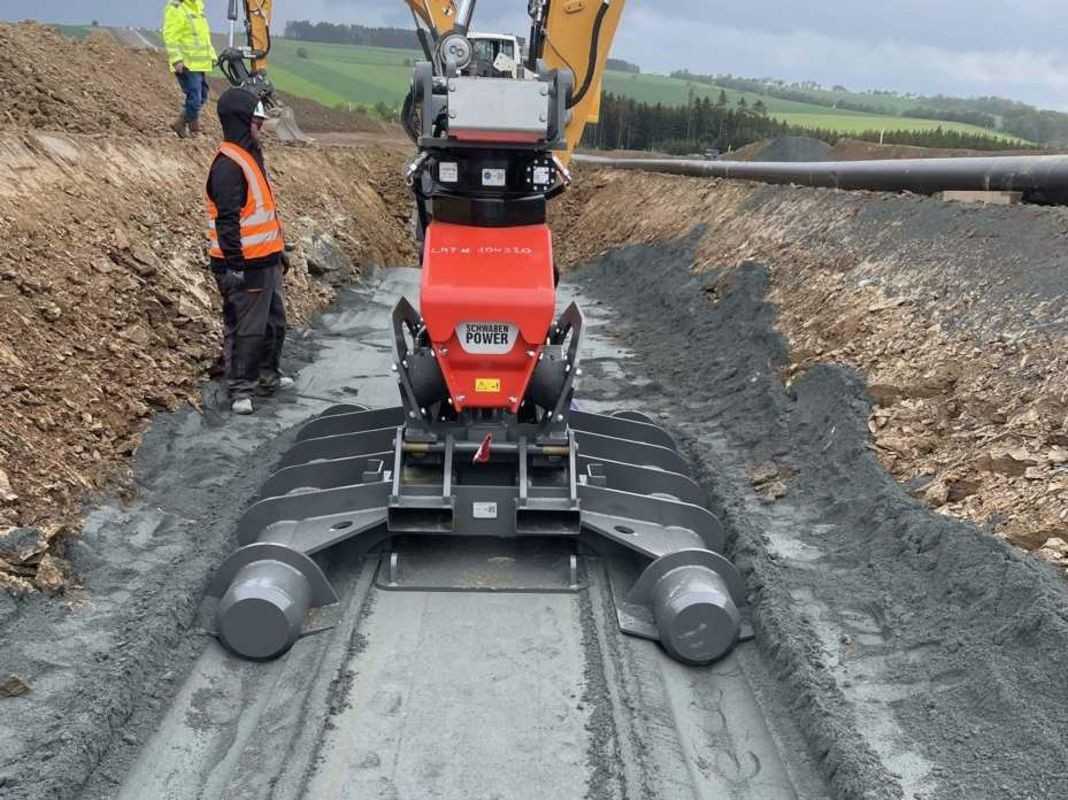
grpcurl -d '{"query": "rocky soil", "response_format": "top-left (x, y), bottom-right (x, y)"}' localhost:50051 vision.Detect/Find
top-left (555, 169), bottom-right (1068, 569)
top-left (0, 23), bottom-right (415, 592)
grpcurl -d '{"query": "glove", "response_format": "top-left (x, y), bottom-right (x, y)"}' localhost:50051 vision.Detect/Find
top-left (281, 251), bottom-right (292, 275)
top-left (173, 61), bottom-right (187, 74)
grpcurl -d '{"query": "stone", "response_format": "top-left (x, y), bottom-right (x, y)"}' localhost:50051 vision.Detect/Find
top-left (1042, 537), bottom-right (1068, 555)
top-left (759, 480), bottom-right (788, 502)
top-left (0, 675), bottom-right (31, 698)
top-left (1047, 447), bottom-right (1068, 465)
top-left (978, 449), bottom-right (1038, 477)
top-left (946, 478), bottom-right (980, 503)
top-left (747, 462), bottom-right (780, 486)
top-left (924, 481), bottom-right (950, 507)
top-left (119, 323), bottom-right (151, 346)
top-left (128, 245), bottom-right (160, 277)
top-left (34, 554), bottom-right (67, 594)
top-left (38, 302), bottom-right (62, 322)
top-left (877, 435), bottom-right (912, 455)
top-left (0, 527), bottom-right (47, 564)
top-left (867, 384), bottom-right (903, 406)
top-left (301, 228), bottom-right (351, 277)
top-left (0, 470), bottom-right (16, 504)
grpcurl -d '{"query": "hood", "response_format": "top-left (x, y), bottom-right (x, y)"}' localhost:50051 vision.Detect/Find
top-left (217, 87), bottom-right (261, 155)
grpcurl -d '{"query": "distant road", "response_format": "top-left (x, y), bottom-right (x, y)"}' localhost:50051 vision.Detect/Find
top-left (107, 26), bottom-right (160, 50)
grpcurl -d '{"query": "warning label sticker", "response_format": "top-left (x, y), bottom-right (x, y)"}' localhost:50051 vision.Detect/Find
top-left (457, 322), bottom-right (518, 355)
top-left (475, 378), bottom-right (502, 393)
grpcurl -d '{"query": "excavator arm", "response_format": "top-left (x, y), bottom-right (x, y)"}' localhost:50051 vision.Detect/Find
top-left (218, 0), bottom-right (311, 141)
top-left (230, 0), bottom-right (273, 73)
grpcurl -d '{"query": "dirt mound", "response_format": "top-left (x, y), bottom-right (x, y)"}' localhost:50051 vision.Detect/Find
top-left (556, 168), bottom-right (1068, 565)
top-left (726, 136), bottom-right (832, 162)
top-left (0, 23), bottom-right (217, 136)
top-left (576, 243), bottom-right (1068, 800)
top-left (827, 138), bottom-right (1062, 161)
top-left (0, 133), bottom-right (413, 593)
top-left (0, 21), bottom-right (416, 593)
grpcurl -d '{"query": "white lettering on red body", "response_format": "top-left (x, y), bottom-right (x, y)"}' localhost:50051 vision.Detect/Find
top-left (430, 246), bottom-right (535, 256)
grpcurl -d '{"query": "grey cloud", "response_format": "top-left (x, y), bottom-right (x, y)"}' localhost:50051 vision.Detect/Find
top-left (3, 0), bottom-right (1068, 109)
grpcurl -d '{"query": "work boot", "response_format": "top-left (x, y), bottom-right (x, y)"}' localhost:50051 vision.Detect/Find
top-left (171, 114), bottom-right (189, 139)
top-left (231, 397), bottom-right (254, 415)
top-left (256, 374), bottom-right (295, 397)
top-left (189, 118), bottom-right (202, 136)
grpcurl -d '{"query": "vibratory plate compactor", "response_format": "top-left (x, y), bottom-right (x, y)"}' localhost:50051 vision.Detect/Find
top-left (207, 31), bottom-right (751, 667)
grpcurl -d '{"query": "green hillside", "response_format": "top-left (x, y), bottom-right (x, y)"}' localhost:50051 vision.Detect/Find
top-left (50, 26), bottom-right (1027, 143)
top-left (601, 71), bottom-right (1026, 143)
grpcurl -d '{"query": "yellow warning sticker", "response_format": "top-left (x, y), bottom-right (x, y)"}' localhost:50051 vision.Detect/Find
top-left (475, 378), bottom-right (501, 393)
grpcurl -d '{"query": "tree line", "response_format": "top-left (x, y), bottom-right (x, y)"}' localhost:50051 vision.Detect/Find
top-left (284, 21), bottom-right (418, 49)
top-left (669, 70), bottom-right (1068, 145)
top-left (581, 93), bottom-right (1035, 154)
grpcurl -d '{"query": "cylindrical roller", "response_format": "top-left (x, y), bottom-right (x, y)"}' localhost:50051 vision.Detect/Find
top-left (652, 565), bottom-right (741, 665)
top-left (217, 560), bottom-right (312, 660)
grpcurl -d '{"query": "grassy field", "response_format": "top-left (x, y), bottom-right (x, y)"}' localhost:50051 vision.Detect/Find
top-left (51, 26), bottom-right (1024, 142)
top-left (602, 70), bottom-right (1025, 142)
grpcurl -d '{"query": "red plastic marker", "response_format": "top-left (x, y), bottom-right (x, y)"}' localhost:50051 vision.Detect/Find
top-left (473, 433), bottom-right (493, 464)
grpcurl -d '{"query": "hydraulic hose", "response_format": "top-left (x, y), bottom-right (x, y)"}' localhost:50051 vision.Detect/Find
top-left (568, 0), bottom-right (610, 108)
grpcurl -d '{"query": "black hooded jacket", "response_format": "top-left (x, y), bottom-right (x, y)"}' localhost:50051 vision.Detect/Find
top-left (207, 88), bottom-right (283, 273)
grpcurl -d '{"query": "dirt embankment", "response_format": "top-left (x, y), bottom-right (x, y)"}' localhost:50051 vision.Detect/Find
top-left (0, 23), bottom-right (415, 592)
top-left (555, 170), bottom-right (1068, 565)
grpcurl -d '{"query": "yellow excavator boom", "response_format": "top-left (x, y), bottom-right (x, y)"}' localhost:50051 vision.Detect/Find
top-left (239, 0), bottom-right (273, 72)
top-left (541, 0), bottom-right (626, 156)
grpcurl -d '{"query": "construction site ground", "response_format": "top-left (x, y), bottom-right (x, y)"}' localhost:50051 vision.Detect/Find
top-left (2, 21), bottom-right (1068, 800)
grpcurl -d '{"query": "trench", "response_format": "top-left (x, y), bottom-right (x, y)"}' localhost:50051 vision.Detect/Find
top-left (1, 151), bottom-right (1067, 800)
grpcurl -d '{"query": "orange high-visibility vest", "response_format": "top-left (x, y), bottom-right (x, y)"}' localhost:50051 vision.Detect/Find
top-left (206, 143), bottom-right (284, 261)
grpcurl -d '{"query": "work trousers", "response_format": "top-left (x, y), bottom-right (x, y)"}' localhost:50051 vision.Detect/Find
top-left (215, 264), bottom-right (287, 400)
top-left (176, 70), bottom-right (210, 123)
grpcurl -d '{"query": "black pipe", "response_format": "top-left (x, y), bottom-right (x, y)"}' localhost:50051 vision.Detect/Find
top-left (573, 153), bottom-right (1068, 201)
top-left (568, 1), bottom-right (610, 108)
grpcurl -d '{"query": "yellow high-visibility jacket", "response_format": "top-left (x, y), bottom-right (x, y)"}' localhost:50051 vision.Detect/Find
top-left (161, 0), bottom-right (217, 73)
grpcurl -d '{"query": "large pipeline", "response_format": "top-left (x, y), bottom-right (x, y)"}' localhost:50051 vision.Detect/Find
top-left (573, 153), bottom-right (1068, 202)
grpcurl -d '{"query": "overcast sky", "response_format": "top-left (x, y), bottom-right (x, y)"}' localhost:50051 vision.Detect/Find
top-left (5, 1), bottom-right (1068, 109)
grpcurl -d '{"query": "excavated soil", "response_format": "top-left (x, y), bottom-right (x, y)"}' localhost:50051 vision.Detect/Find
top-left (0, 22), bottom-right (415, 592)
top-left (555, 169), bottom-right (1068, 570)
top-left (574, 241), bottom-right (1068, 799)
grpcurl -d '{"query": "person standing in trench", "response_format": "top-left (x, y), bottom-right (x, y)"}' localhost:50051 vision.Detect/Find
top-left (206, 87), bottom-right (293, 415)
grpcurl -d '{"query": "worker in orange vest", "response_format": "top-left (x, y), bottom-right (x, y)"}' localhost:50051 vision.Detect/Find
top-left (206, 87), bottom-right (293, 415)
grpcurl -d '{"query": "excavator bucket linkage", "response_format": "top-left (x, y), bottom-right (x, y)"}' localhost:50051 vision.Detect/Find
top-left (207, 308), bottom-right (751, 667)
